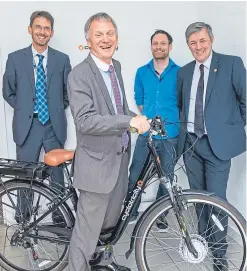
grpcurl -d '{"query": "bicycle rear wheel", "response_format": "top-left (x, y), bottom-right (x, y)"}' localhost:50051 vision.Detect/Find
top-left (0, 179), bottom-right (73, 271)
top-left (135, 193), bottom-right (246, 271)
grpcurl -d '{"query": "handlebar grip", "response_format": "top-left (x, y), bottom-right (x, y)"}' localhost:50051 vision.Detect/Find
top-left (129, 127), bottom-right (138, 133)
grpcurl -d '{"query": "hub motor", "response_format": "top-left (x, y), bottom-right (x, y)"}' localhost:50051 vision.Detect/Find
top-left (179, 234), bottom-right (208, 264)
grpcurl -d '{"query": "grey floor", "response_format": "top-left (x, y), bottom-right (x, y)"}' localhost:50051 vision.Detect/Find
top-left (111, 222), bottom-right (244, 271)
top-left (0, 219), bottom-right (244, 271)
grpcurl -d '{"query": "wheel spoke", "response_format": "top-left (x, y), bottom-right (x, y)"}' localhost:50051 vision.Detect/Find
top-left (0, 183), bottom-right (70, 271)
top-left (136, 195), bottom-right (246, 271)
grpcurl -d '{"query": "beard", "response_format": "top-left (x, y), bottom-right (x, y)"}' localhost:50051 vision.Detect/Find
top-left (153, 51), bottom-right (169, 60)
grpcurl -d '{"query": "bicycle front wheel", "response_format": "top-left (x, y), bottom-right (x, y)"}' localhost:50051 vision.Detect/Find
top-left (135, 193), bottom-right (246, 271)
top-left (0, 179), bottom-right (73, 271)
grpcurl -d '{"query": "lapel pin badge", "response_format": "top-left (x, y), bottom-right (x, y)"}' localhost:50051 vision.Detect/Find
top-left (214, 68), bottom-right (217, 72)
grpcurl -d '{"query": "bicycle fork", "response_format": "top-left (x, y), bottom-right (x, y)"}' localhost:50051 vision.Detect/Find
top-left (160, 177), bottom-right (199, 259)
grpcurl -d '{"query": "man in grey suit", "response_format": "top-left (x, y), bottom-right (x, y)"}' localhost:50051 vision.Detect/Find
top-left (177, 22), bottom-right (246, 271)
top-left (68, 12), bottom-right (150, 271)
top-left (2, 11), bottom-right (71, 223)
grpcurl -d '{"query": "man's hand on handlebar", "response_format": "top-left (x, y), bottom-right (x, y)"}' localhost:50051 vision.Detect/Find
top-left (129, 116), bottom-right (150, 134)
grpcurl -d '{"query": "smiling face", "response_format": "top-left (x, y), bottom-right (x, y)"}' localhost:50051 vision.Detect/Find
top-left (187, 28), bottom-right (214, 63)
top-left (151, 33), bottom-right (172, 60)
top-left (87, 19), bottom-right (118, 64)
top-left (28, 16), bottom-right (54, 51)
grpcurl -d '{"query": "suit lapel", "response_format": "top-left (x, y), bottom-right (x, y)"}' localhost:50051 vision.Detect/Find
top-left (47, 47), bottom-right (55, 91)
top-left (24, 45), bottom-right (36, 96)
top-left (205, 51), bottom-right (219, 109)
top-left (86, 54), bottom-right (116, 115)
top-left (113, 61), bottom-right (129, 115)
top-left (184, 61), bottom-right (196, 120)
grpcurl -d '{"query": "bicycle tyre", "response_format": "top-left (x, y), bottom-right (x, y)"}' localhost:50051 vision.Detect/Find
top-left (135, 193), bottom-right (246, 271)
top-left (0, 179), bottom-right (73, 271)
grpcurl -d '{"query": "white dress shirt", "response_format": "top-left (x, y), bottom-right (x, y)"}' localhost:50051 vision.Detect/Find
top-left (187, 51), bottom-right (213, 134)
top-left (91, 53), bottom-right (123, 114)
top-left (32, 45), bottom-right (48, 82)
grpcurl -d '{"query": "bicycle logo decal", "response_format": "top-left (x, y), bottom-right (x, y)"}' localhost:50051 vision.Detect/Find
top-left (122, 186), bottom-right (141, 221)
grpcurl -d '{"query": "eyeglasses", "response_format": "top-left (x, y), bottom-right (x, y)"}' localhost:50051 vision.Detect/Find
top-left (32, 24), bottom-right (52, 33)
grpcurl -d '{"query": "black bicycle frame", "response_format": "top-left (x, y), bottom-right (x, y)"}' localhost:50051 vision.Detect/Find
top-left (28, 136), bottom-right (199, 259)
top-left (1, 118), bottom-right (201, 259)
top-left (26, 139), bottom-right (164, 246)
top-left (9, 136), bottom-right (165, 247)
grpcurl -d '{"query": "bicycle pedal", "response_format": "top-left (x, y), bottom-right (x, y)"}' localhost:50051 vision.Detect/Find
top-left (89, 251), bottom-right (104, 266)
top-left (104, 244), bottom-right (113, 260)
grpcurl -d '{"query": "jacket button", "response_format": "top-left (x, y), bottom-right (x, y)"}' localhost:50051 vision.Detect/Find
top-left (117, 152), bottom-right (121, 155)
top-left (29, 115), bottom-right (31, 118)
top-left (32, 98), bottom-right (35, 101)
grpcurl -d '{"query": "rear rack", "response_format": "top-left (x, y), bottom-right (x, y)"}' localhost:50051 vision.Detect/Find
top-left (0, 158), bottom-right (51, 179)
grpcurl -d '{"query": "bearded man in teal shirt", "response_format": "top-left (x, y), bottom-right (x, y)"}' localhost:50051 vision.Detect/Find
top-left (128, 30), bottom-right (180, 229)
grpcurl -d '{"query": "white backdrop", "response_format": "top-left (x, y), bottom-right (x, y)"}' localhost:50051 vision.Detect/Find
top-left (0, 1), bottom-right (246, 217)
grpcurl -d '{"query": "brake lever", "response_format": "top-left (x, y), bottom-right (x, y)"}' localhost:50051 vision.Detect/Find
top-left (160, 126), bottom-right (167, 137)
top-left (161, 118), bottom-right (167, 136)
top-left (129, 127), bottom-right (138, 133)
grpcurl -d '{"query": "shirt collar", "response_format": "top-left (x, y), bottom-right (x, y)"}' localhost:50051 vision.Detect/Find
top-left (32, 45), bottom-right (48, 59)
top-left (195, 50), bottom-right (212, 70)
top-left (148, 58), bottom-right (177, 74)
top-left (90, 53), bottom-right (113, 72)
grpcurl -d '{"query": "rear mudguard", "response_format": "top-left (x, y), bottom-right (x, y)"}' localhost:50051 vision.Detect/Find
top-left (0, 178), bottom-right (75, 227)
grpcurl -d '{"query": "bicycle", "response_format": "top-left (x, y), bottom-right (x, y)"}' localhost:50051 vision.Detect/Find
top-left (0, 117), bottom-right (246, 271)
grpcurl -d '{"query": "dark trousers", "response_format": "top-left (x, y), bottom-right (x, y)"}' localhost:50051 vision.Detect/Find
top-left (15, 118), bottom-right (64, 222)
top-left (184, 133), bottom-right (231, 257)
top-left (128, 135), bottom-right (178, 217)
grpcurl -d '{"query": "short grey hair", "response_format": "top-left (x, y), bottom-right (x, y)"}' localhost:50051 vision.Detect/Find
top-left (30, 11), bottom-right (54, 29)
top-left (84, 12), bottom-right (118, 40)
top-left (185, 22), bottom-right (213, 43)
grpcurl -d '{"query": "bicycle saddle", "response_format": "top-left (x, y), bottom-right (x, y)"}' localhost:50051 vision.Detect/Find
top-left (44, 149), bottom-right (74, 166)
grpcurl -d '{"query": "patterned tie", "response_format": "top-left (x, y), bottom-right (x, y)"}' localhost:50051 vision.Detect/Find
top-left (109, 65), bottom-right (129, 148)
top-left (34, 54), bottom-right (49, 125)
top-left (194, 64), bottom-right (205, 138)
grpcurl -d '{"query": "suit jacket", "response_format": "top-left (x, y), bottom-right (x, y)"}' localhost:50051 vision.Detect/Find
top-left (2, 45), bottom-right (71, 146)
top-left (177, 51), bottom-right (246, 161)
top-left (68, 54), bottom-right (135, 194)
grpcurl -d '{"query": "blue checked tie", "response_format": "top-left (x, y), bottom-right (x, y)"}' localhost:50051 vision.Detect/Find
top-left (194, 64), bottom-right (205, 138)
top-left (109, 65), bottom-right (129, 148)
top-left (34, 54), bottom-right (49, 125)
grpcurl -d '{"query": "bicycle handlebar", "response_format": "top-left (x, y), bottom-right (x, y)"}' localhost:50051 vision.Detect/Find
top-left (130, 116), bottom-right (167, 137)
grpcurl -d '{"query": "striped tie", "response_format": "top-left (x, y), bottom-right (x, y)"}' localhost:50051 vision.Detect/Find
top-left (109, 65), bottom-right (129, 148)
top-left (34, 54), bottom-right (49, 125)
